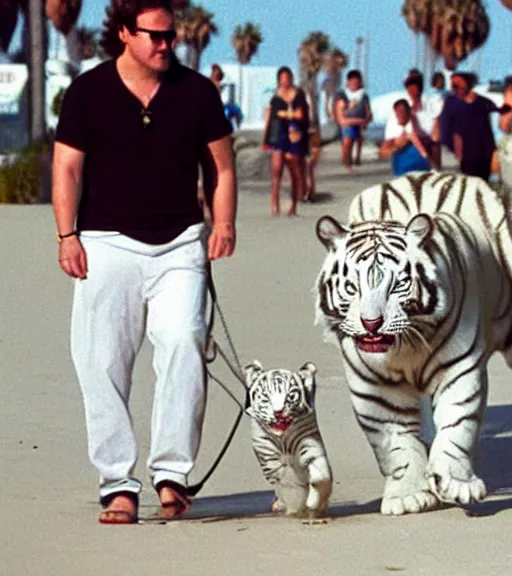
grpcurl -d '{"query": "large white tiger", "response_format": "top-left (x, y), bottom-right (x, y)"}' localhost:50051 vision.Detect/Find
top-left (314, 171), bottom-right (512, 515)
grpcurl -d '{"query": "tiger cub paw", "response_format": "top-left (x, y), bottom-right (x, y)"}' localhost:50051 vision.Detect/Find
top-left (427, 472), bottom-right (487, 505)
top-left (271, 497), bottom-right (287, 513)
top-left (381, 490), bottom-right (439, 515)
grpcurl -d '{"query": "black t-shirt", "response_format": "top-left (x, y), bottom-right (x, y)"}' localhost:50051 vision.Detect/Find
top-left (55, 59), bottom-right (232, 244)
top-left (440, 93), bottom-right (497, 163)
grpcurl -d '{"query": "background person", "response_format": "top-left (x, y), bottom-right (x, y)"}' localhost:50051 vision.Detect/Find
top-left (333, 69), bottom-right (372, 171)
top-left (52, 0), bottom-right (236, 525)
top-left (209, 62), bottom-right (224, 91)
top-left (440, 71), bottom-right (510, 181)
top-left (428, 71), bottom-right (447, 168)
top-left (304, 89), bottom-right (321, 202)
top-left (498, 75), bottom-right (512, 190)
top-left (262, 66), bottom-right (309, 216)
top-left (499, 75), bottom-right (512, 135)
top-left (379, 98), bottom-right (431, 176)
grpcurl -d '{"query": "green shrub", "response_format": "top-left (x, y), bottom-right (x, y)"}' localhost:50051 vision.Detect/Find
top-left (51, 88), bottom-right (67, 117)
top-left (0, 143), bottom-right (50, 204)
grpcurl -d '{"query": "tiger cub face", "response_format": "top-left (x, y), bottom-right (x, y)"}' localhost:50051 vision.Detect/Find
top-left (316, 214), bottom-right (443, 354)
top-left (244, 361), bottom-right (316, 435)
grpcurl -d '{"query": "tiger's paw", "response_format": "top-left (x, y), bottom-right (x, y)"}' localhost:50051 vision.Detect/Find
top-left (381, 490), bottom-right (439, 515)
top-left (427, 472), bottom-right (487, 505)
top-left (305, 478), bottom-right (332, 517)
top-left (271, 497), bottom-right (287, 513)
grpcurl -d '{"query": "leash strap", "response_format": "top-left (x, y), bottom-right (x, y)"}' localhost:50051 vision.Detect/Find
top-left (185, 266), bottom-right (247, 497)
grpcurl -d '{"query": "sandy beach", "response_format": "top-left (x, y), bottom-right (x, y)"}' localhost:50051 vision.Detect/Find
top-left (1, 143), bottom-right (511, 575)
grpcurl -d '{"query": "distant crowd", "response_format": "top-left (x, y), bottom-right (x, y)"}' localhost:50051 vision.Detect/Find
top-left (211, 61), bottom-right (512, 217)
top-left (378, 68), bottom-right (512, 183)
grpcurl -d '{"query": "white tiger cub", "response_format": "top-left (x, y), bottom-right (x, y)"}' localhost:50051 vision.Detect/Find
top-left (244, 360), bottom-right (333, 517)
top-left (315, 171), bottom-right (512, 516)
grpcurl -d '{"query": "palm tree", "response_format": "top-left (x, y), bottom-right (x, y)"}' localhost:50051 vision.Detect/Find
top-left (438, 1), bottom-right (489, 71)
top-left (298, 31), bottom-right (331, 132)
top-left (45, 0), bottom-right (82, 36)
top-left (74, 25), bottom-right (100, 60)
top-left (0, 0), bottom-right (18, 53)
top-left (175, 3), bottom-right (217, 70)
top-left (172, 0), bottom-right (189, 9)
top-left (401, 0), bottom-right (490, 71)
top-left (322, 47), bottom-right (348, 120)
top-left (232, 22), bottom-right (262, 65)
top-left (232, 22), bottom-right (262, 115)
top-left (27, 0), bottom-right (46, 144)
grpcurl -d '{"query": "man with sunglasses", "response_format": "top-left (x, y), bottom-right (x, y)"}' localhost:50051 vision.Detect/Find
top-left (440, 71), bottom-right (511, 182)
top-left (52, 0), bottom-right (236, 524)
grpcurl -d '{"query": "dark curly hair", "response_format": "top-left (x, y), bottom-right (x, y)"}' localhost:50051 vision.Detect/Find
top-left (99, 0), bottom-right (174, 58)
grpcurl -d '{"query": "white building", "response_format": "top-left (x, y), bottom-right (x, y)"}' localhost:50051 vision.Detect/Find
top-left (201, 63), bottom-right (279, 130)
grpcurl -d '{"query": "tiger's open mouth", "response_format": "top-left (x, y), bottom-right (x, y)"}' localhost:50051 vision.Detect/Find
top-left (270, 419), bottom-right (292, 434)
top-left (355, 334), bottom-right (395, 353)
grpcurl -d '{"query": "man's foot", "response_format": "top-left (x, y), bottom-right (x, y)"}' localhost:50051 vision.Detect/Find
top-left (99, 492), bottom-right (138, 525)
top-left (156, 481), bottom-right (191, 520)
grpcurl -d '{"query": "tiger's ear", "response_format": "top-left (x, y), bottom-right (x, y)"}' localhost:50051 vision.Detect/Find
top-left (406, 214), bottom-right (433, 247)
top-left (243, 360), bottom-right (264, 388)
top-left (298, 362), bottom-right (317, 410)
top-left (316, 216), bottom-right (350, 249)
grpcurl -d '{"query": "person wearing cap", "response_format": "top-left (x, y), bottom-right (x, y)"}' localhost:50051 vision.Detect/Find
top-left (440, 71), bottom-right (511, 181)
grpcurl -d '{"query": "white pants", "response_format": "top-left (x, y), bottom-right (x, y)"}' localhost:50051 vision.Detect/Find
top-left (71, 224), bottom-right (208, 502)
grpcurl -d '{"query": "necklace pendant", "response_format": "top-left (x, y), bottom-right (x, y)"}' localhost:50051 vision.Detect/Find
top-left (141, 108), bottom-right (152, 128)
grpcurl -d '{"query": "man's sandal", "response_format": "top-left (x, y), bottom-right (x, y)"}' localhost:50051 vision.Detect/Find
top-left (99, 491), bottom-right (139, 525)
top-left (155, 480), bottom-right (191, 520)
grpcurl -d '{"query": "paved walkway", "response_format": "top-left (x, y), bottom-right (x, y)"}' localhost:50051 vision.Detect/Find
top-left (1, 145), bottom-right (511, 575)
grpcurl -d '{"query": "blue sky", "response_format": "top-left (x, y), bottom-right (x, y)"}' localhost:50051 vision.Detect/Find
top-left (15, 0), bottom-right (512, 96)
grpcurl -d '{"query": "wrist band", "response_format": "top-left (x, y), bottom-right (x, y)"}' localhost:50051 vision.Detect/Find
top-left (57, 230), bottom-right (79, 243)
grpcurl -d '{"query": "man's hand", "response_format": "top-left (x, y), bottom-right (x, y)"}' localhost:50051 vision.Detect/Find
top-left (58, 236), bottom-right (88, 279)
top-left (208, 221), bottom-right (236, 261)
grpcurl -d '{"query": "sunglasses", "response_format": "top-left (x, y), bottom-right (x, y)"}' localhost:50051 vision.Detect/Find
top-left (134, 27), bottom-right (177, 44)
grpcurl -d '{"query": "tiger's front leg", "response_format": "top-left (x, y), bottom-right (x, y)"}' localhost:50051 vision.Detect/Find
top-left (427, 369), bottom-right (488, 505)
top-left (347, 372), bottom-right (439, 515)
top-left (297, 437), bottom-right (333, 517)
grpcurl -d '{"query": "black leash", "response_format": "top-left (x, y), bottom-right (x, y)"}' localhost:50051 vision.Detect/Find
top-left (185, 268), bottom-right (247, 497)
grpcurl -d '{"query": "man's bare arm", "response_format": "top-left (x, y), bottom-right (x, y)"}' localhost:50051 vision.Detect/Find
top-left (206, 135), bottom-right (237, 261)
top-left (52, 142), bottom-right (88, 279)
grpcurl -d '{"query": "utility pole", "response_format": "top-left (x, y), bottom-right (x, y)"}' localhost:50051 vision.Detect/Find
top-left (355, 36), bottom-right (364, 71)
top-left (28, 0), bottom-right (46, 144)
top-left (363, 33), bottom-right (370, 90)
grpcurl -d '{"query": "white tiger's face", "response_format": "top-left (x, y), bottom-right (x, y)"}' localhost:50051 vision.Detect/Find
top-left (244, 361), bottom-right (316, 436)
top-left (316, 214), bottom-right (442, 355)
